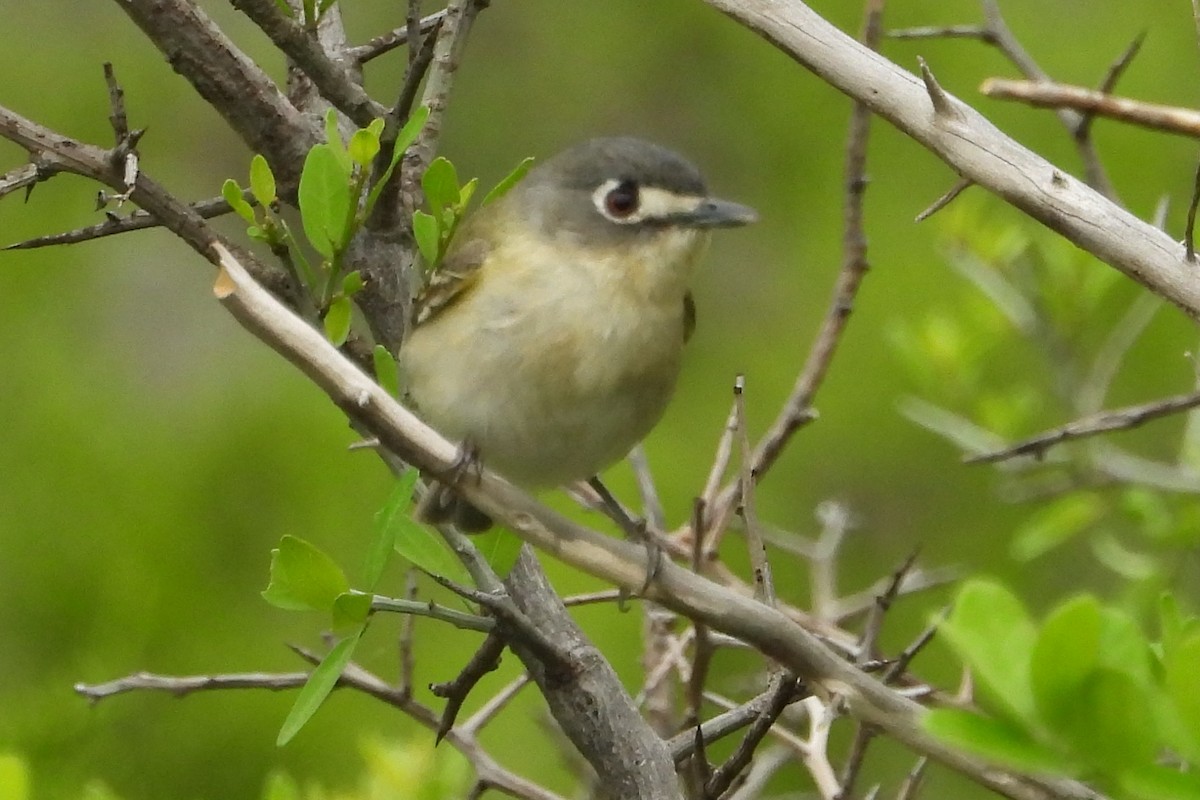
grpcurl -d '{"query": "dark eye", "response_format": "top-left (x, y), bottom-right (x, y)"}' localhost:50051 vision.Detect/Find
top-left (604, 180), bottom-right (640, 218)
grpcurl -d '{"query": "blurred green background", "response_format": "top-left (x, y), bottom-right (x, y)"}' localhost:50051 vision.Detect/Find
top-left (2, 0), bottom-right (1198, 797)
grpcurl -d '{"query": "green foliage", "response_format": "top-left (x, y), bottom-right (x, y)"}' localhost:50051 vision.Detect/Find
top-left (0, 754), bottom-right (29, 800)
top-left (928, 579), bottom-right (1200, 799)
top-left (262, 737), bottom-right (471, 800)
top-left (223, 108), bottom-right (429, 344)
top-left (374, 474), bottom-right (471, 585)
top-left (413, 155), bottom-right (535, 271)
top-left (893, 205), bottom-right (1199, 594)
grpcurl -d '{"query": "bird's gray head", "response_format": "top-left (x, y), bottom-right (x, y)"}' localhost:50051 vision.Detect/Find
top-left (515, 137), bottom-right (757, 243)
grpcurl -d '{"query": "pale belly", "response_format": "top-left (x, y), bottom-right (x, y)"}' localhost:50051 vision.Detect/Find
top-left (399, 287), bottom-right (685, 487)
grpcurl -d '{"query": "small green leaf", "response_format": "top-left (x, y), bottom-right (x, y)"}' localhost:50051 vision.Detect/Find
top-left (323, 109), bottom-right (352, 172)
top-left (341, 270), bottom-right (364, 296)
top-left (1166, 632), bottom-right (1200, 761)
top-left (421, 157), bottom-right (460, 215)
top-left (323, 296), bottom-right (353, 346)
top-left (939, 579), bottom-right (1037, 724)
top-left (372, 344), bottom-right (400, 399)
top-left (482, 157), bottom-right (535, 206)
top-left (1061, 669), bottom-right (1157, 772)
top-left (412, 210), bottom-right (441, 265)
top-left (1031, 594), bottom-right (1101, 724)
top-left (272, 0), bottom-right (293, 17)
top-left (1011, 493), bottom-right (1105, 561)
top-left (458, 177), bottom-right (478, 210)
top-left (923, 708), bottom-right (1072, 774)
top-left (299, 143), bottom-right (353, 259)
top-left (249, 154), bottom-right (277, 207)
top-left (247, 225), bottom-right (269, 242)
top-left (365, 106), bottom-right (430, 214)
top-left (222, 179), bottom-right (257, 224)
top-left (348, 127), bottom-right (381, 168)
top-left (394, 517), bottom-right (472, 585)
top-left (1119, 765), bottom-right (1200, 800)
top-left (276, 632), bottom-right (361, 745)
top-left (364, 471), bottom-right (419, 587)
top-left (262, 771), bottom-right (301, 800)
top-left (0, 753), bottom-right (30, 800)
top-left (332, 591), bottom-right (372, 635)
top-left (262, 535), bottom-right (349, 612)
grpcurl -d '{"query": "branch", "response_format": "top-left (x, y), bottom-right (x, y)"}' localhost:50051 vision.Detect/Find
top-left (231, 0), bottom-right (388, 126)
top-left (114, 0), bottom-right (319, 188)
top-left (211, 242), bottom-right (1105, 800)
top-left (966, 389), bottom-right (1200, 464)
top-left (698, 0), bottom-right (1199, 321)
top-left (981, 79), bottom-right (1200, 139)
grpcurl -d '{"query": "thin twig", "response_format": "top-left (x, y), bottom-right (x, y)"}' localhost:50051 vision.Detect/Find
top-left (967, 389), bottom-right (1200, 464)
top-left (231, 0), bottom-right (387, 125)
top-left (734, 374), bottom-right (775, 606)
top-left (1188, 160), bottom-right (1200, 262)
top-left (981, 79), bottom-right (1200, 139)
top-left (705, 673), bottom-right (805, 798)
top-left (429, 631), bottom-right (507, 743)
top-left (344, 9), bottom-right (447, 63)
top-left (628, 445), bottom-right (667, 531)
top-left (915, 177), bottom-right (973, 222)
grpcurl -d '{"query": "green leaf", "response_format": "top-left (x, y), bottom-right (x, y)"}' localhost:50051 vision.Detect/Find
top-left (0, 753), bottom-right (29, 800)
top-left (222, 179), bottom-right (257, 224)
top-left (323, 296), bottom-right (353, 346)
top-left (394, 519), bottom-right (472, 585)
top-left (473, 528), bottom-right (523, 577)
top-left (262, 771), bottom-right (301, 800)
top-left (276, 631), bottom-right (361, 745)
top-left (938, 579), bottom-right (1037, 724)
top-left (365, 106), bottom-right (430, 214)
top-left (1060, 669), bottom-right (1156, 772)
top-left (923, 708), bottom-right (1072, 774)
top-left (341, 270), bottom-right (364, 296)
top-left (364, 471), bottom-right (419, 588)
top-left (332, 591), bottom-right (372, 636)
top-left (458, 177), bottom-right (478, 210)
top-left (299, 143), bottom-right (353, 259)
top-left (372, 344), bottom-right (400, 399)
top-left (412, 210), bottom-right (441, 265)
top-left (1031, 594), bottom-right (1101, 724)
top-left (1119, 765), bottom-right (1200, 800)
top-left (348, 127), bottom-right (381, 168)
top-left (1010, 492), bottom-right (1105, 561)
top-left (323, 110), bottom-right (350, 168)
top-left (247, 225), bottom-right (268, 242)
top-left (482, 156), bottom-right (535, 206)
top-left (249, 154), bottom-right (277, 207)
top-left (1166, 632), bottom-right (1200, 761)
top-left (272, 0), bottom-right (293, 17)
top-left (262, 535), bottom-right (349, 612)
top-left (1097, 606), bottom-right (1155, 688)
top-left (421, 157), bottom-right (460, 216)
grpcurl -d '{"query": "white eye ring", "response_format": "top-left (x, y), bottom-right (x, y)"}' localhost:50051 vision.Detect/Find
top-left (593, 179), bottom-right (643, 224)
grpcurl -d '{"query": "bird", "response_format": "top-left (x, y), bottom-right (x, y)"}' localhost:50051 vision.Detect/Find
top-left (398, 136), bottom-right (757, 532)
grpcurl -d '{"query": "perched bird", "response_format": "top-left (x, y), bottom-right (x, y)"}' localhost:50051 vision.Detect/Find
top-left (399, 136), bottom-right (756, 531)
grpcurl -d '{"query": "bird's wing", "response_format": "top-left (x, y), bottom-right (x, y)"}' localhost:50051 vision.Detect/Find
top-left (411, 238), bottom-right (491, 326)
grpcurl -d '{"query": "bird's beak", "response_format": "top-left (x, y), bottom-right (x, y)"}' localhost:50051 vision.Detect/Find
top-left (681, 197), bottom-right (758, 229)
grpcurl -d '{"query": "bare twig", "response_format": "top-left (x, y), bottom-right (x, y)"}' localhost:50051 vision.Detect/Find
top-left (75, 669), bottom-right (312, 701)
top-left (430, 631), bottom-right (507, 743)
top-left (231, 0), bottom-right (387, 125)
top-left (982, 79), bottom-right (1200, 139)
top-left (114, 0), bottom-right (320, 188)
top-left (967, 389), bottom-right (1200, 464)
top-left (705, 673), bottom-right (806, 797)
top-left (4, 193), bottom-right (248, 250)
top-left (344, 9), bottom-right (447, 63)
top-left (915, 177), bottom-right (973, 222)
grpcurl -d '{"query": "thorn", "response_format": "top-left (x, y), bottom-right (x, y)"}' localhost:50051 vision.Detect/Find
top-left (918, 57), bottom-right (960, 121)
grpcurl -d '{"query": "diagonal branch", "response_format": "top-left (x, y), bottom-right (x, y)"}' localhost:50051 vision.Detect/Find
top-left (981, 79), bottom-right (1200, 139)
top-left (231, 0), bottom-right (389, 126)
top-left (114, 0), bottom-right (319, 188)
top-left (966, 389), bottom-right (1200, 465)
